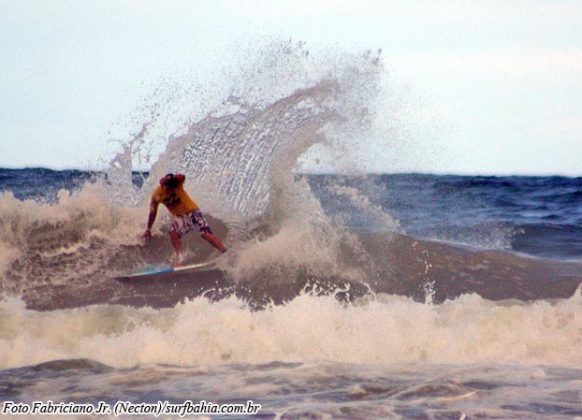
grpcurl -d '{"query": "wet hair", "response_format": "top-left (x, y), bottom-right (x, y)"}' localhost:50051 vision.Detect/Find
top-left (160, 173), bottom-right (181, 189)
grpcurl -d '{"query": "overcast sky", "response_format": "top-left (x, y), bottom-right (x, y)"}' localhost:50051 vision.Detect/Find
top-left (1, 0), bottom-right (581, 175)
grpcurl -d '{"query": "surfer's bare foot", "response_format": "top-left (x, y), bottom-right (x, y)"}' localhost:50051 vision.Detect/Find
top-left (172, 253), bottom-right (184, 267)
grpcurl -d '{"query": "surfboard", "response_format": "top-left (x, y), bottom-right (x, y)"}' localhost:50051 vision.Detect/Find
top-left (116, 260), bottom-right (217, 281)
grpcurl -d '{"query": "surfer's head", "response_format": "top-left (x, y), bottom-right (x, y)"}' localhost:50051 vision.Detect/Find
top-left (160, 173), bottom-right (183, 190)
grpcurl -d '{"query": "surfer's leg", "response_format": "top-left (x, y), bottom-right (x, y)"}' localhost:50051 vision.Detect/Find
top-left (191, 210), bottom-right (227, 253)
top-left (169, 217), bottom-right (188, 266)
top-left (201, 231), bottom-right (227, 253)
top-left (169, 231), bottom-right (184, 266)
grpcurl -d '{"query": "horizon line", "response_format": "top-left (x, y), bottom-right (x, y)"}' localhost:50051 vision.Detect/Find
top-left (0, 165), bottom-right (580, 179)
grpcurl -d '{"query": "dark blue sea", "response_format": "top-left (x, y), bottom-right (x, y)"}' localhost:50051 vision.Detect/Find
top-left (311, 173), bottom-right (582, 260)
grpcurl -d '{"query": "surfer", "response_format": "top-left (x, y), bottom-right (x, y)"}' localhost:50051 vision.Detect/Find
top-left (142, 173), bottom-right (227, 266)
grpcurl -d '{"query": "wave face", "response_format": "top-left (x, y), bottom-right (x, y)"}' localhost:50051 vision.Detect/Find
top-left (2, 169), bottom-right (580, 306)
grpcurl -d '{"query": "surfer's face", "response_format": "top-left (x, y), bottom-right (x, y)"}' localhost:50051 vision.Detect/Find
top-left (161, 184), bottom-right (176, 193)
top-left (160, 174), bottom-right (179, 191)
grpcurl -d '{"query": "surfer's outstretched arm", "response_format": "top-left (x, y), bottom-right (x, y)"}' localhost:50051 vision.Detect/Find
top-left (142, 199), bottom-right (159, 242)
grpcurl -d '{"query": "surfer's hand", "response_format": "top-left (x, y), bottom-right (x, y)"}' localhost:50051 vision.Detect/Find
top-left (142, 229), bottom-right (152, 243)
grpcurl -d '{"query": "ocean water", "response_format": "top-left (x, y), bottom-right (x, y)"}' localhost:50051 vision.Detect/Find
top-left (1, 44), bottom-right (581, 419)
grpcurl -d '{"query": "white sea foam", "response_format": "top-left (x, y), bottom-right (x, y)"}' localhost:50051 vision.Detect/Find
top-left (0, 185), bottom-right (149, 290)
top-left (1, 288), bottom-right (580, 370)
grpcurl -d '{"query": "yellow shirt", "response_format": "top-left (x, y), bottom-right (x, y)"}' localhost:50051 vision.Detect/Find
top-left (151, 184), bottom-right (199, 217)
